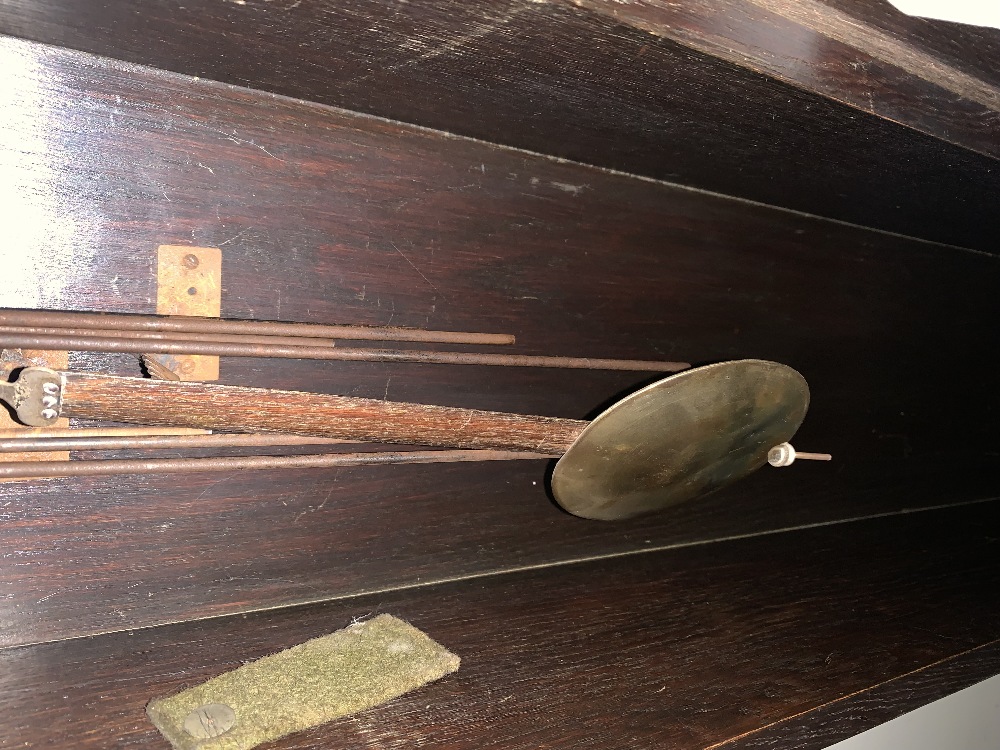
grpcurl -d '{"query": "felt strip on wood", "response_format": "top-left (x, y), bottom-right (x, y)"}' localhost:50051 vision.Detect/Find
top-left (146, 614), bottom-right (459, 750)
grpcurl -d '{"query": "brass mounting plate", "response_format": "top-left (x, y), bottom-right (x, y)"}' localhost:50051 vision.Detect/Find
top-left (151, 245), bottom-right (222, 381)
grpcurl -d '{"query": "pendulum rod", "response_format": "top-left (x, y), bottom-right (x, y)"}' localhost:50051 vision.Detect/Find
top-left (58, 372), bottom-right (587, 454)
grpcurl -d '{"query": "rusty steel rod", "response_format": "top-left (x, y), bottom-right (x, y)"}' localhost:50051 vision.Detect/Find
top-left (0, 433), bottom-right (354, 452)
top-left (0, 333), bottom-right (689, 372)
top-left (0, 449), bottom-right (552, 479)
top-left (0, 309), bottom-right (514, 346)
top-left (0, 325), bottom-right (339, 349)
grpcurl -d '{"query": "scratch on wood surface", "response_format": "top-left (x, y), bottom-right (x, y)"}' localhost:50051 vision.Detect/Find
top-left (398, 5), bottom-right (524, 63)
top-left (190, 121), bottom-right (286, 161)
top-left (219, 227), bottom-right (252, 246)
top-left (551, 181), bottom-right (588, 195)
top-left (191, 472), bottom-right (237, 502)
top-left (389, 240), bottom-right (442, 295)
top-left (245, 140), bottom-right (283, 161)
top-left (346, 2), bottom-right (534, 88)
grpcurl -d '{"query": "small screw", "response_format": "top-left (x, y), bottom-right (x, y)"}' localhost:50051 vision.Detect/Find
top-left (40, 408), bottom-right (58, 420)
top-left (187, 287), bottom-right (197, 295)
top-left (182, 253), bottom-right (200, 269)
top-left (41, 395), bottom-right (58, 408)
top-left (42, 382), bottom-right (59, 395)
top-left (183, 703), bottom-right (237, 739)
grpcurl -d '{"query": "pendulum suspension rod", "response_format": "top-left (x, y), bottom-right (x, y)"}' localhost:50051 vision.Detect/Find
top-left (57, 372), bottom-right (588, 454)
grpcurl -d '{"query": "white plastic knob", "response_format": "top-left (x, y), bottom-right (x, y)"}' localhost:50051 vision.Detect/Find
top-left (768, 442), bottom-right (796, 467)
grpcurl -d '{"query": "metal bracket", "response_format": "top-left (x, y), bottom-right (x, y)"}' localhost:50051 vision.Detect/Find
top-left (150, 245), bottom-right (222, 380)
top-left (0, 367), bottom-right (63, 427)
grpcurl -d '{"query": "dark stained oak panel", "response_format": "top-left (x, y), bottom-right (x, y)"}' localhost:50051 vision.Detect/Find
top-left (1, 502), bottom-right (999, 748)
top-left (0, 37), bottom-right (998, 646)
top-left (1, 2), bottom-right (1000, 250)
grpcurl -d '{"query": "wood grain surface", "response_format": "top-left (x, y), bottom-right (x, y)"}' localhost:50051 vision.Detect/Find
top-left (727, 640), bottom-right (1000, 749)
top-left (823, 0), bottom-right (1000, 88)
top-left (1, 501), bottom-right (998, 748)
top-left (574, 0), bottom-right (1000, 160)
top-left (1, 4), bottom-right (999, 250)
top-left (1, 36), bottom-right (998, 646)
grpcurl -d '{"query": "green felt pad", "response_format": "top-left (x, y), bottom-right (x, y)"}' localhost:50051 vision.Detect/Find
top-left (146, 614), bottom-right (460, 749)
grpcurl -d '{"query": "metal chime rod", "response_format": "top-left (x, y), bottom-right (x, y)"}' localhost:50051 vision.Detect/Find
top-left (60, 372), bottom-right (589, 454)
top-left (0, 325), bottom-right (344, 349)
top-left (0, 333), bottom-right (690, 372)
top-left (0, 427), bottom-right (211, 438)
top-left (0, 449), bottom-right (551, 480)
top-left (0, 309), bottom-right (514, 346)
top-left (0, 433), bottom-right (354, 452)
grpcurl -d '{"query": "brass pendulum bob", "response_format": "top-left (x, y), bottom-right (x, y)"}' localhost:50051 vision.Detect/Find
top-left (550, 359), bottom-right (809, 519)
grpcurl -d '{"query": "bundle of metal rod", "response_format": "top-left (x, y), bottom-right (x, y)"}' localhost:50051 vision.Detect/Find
top-left (0, 449), bottom-right (552, 479)
top-left (0, 333), bottom-right (689, 372)
top-left (0, 308), bottom-right (514, 346)
top-left (1, 325), bottom-right (343, 348)
top-left (0, 309), bottom-right (690, 372)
